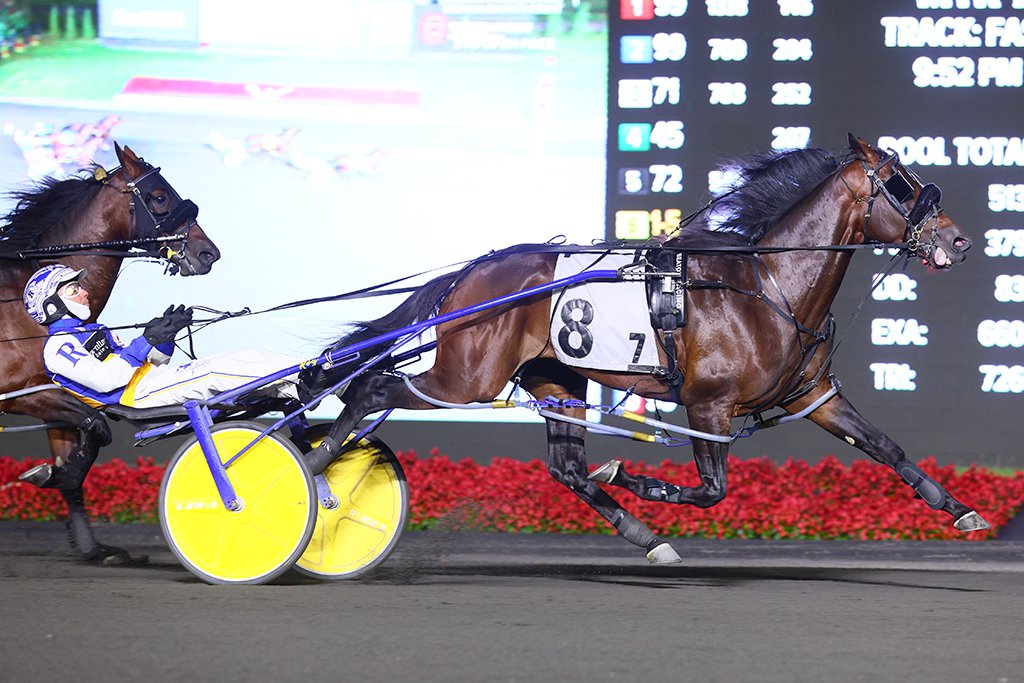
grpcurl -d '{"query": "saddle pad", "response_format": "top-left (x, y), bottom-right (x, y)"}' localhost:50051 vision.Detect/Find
top-left (550, 253), bottom-right (662, 373)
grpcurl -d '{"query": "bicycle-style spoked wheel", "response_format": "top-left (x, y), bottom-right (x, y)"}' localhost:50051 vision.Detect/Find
top-left (160, 421), bottom-right (317, 585)
top-left (295, 433), bottom-right (408, 580)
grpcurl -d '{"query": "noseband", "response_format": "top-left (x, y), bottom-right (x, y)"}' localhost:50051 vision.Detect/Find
top-left (855, 150), bottom-right (943, 259)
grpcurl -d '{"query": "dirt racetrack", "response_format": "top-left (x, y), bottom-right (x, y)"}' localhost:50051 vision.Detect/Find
top-left (1, 523), bottom-right (1023, 683)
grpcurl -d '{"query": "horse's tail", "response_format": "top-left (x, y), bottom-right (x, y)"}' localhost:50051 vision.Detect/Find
top-left (329, 271), bottom-right (459, 362)
top-left (301, 271), bottom-right (459, 398)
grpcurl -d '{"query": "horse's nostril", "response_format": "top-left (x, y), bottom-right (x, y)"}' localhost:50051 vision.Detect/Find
top-left (199, 250), bottom-right (218, 265)
top-left (953, 236), bottom-right (970, 250)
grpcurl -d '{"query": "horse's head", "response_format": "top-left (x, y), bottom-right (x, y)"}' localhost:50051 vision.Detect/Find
top-left (112, 143), bottom-right (221, 276)
top-left (848, 134), bottom-right (971, 269)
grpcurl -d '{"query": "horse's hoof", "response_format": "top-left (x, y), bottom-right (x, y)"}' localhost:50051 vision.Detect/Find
top-left (646, 542), bottom-right (682, 565)
top-left (589, 459), bottom-right (622, 484)
top-left (82, 544), bottom-right (149, 567)
top-left (954, 510), bottom-right (992, 532)
top-left (18, 464), bottom-right (53, 488)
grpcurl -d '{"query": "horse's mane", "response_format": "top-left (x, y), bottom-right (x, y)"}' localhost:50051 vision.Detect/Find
top-left (689, 147), bottom-right (840, 244)
top-left (0, 171), bottom-right (104, 254)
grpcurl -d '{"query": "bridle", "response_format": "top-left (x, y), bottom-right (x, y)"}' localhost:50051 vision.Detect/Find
top-left (853, 149), bottom-right (944, 261)
top-left (96, 160), bottom-right (200, 274)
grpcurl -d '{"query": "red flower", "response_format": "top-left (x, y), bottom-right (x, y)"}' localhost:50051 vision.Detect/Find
top-left (2, 453), bottom-right (1022, 540)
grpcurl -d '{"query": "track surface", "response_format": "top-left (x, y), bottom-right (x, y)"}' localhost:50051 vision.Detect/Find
top-left (2, 523), bottom-right (1023, 682)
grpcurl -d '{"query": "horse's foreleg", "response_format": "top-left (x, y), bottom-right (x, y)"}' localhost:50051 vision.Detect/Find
top-left (14, 390), bottom-right (137, 564)
top-left (799, 391), bottom-right (989, 532)
top-left (598, 404), bottom-right (731, 509)
top-left (22, 412), bottom-right (110, 490)
top-left (43, 427), bottom-right (136, 564)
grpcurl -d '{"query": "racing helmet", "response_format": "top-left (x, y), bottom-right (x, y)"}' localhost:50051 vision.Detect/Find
top-left (24, 265), bottom-right (87, 325)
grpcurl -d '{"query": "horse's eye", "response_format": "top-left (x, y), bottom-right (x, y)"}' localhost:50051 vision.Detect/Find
top-left (147, 192), bottom-right (170, 215)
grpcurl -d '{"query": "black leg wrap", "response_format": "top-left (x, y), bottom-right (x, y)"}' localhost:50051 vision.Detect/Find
top-left (59, 446), bottom-right (100, 490)
top-left (611, 510), bottom-right (660, 551)
top-left (306, 435), bottom-right (343, 475)
top-left (79, 413), bottom-right (112, 447)
top-left (641, 477), bottom-right (682, 503)
top-left (59, 488), bottom-right (144, 565)
top-left (60, 488), bottom-right (97, 556)
top-left (896, 461), bottom-right (948, 510)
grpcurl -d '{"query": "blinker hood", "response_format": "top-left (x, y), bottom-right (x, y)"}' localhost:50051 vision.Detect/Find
top-left (907, 183), bottom-right (941, 227)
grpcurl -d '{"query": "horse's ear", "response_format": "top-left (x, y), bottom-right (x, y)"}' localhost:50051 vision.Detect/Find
top-left (114, 141), bottom-right (124, 164)
top-left (848, 134), bottom-right (879, 164)
top-left (117, 144), bottom-right (143, 176)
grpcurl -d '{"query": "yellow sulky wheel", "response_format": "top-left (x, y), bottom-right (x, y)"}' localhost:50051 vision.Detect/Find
top-left (160, 421), bottom-right (317, 585)
top-left (294, 432), bottom-right (408, 580)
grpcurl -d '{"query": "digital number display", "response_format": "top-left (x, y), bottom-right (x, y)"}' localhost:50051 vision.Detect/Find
top-left (607, 0), bottom-right (1024, 462)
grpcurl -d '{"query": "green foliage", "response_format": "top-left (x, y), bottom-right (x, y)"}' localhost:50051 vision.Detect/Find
top-left (571, 2), bottom-right (592, 36)
top-left (48, 5), bottom-right (59, 38)
top-left (543, 13), bottom-right (562, 38)
top-left (81, 8), bottom-right (95, 40)
top-left (64, 6), bottom-right (77, 40)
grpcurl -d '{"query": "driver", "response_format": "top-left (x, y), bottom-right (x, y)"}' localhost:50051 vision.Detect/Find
top-left (19, 264), bottom-right (300, 488)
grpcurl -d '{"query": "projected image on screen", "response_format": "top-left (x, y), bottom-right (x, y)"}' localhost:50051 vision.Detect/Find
top-left (0, 0), bottom-right (609, 422)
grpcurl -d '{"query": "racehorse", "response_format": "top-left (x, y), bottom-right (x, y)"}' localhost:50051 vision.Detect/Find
top-left (306, 135), bottom-right (987, 562)
top-left (0, 143), bottom-right (220, 563)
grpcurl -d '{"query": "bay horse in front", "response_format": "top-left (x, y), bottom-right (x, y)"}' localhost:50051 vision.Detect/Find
top-left (305, 135), bottom-right (985, 562)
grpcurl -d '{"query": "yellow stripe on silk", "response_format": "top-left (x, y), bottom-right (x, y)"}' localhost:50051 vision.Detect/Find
top-left (119, 363), bottom-right (154, 408)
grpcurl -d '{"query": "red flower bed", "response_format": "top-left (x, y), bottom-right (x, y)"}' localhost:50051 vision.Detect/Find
top-left (2, 452), bottom-right (1023, 540)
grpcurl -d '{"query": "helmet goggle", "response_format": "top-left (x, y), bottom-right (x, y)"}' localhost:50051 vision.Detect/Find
top-left (23, 265), bottom-right (87, 325)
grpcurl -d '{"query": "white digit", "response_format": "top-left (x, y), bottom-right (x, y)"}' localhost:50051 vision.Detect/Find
top-left (652, 77), bottom-right (681, 105)
top-left (995, 274), bottom-right (1024, 302)
top-left (989, 185), bottom-right (1024, 212)
top-left (653, 32), bottom-right (687, 61)
top-left (624, 170), bottom-right (644, 193)
top-left (772, 38), bottom-right (813, 61)
top-left (708, 82), bottom-right (747, 105)
top-left (778, 0), bottom-right (813, 16)
top-left (706, 0), bottom-right (748, 16)
top-left (655, 0), bottom-right (688, 17)
top-left (772, 126), bottom-right (811, 149)
top-left (980, 364), bottom-right (1000, 391)
top-left (771, 82), bottom-right (812, 105)
top-left (651, 120), bottom-right (685, 149)
top-left (650, 164), bottom-right (683, 193)
top-left (708, 38), bottom-right (748, 61)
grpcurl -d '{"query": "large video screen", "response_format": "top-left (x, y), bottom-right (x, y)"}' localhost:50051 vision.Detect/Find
top-left (1, 0), bottom-right (1021, 462)
top-left (606, 0), bottom-right (1023, 463)
top-left (0, 0), bottom-right (608, 423)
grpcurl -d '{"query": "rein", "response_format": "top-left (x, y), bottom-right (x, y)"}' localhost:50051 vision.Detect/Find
top-left (0, 234), bottom-right (189, 261)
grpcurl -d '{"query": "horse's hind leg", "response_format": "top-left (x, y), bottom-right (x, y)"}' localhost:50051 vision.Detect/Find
top-left (305, 373), bottom-right (426, 474)
top-left (797, 391), bottom-right (989, 531)
top-left (595, 403), bottom-right (731, 509)
top-left (522, 364), bottom-right (681, 564)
